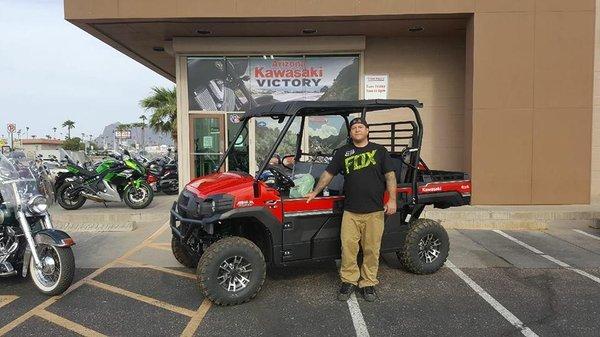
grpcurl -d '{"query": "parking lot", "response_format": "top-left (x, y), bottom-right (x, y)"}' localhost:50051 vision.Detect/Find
top-left (1, 216), bottom-right (599, 336)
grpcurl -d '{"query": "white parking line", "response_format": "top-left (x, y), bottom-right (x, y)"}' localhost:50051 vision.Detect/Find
top-left (445, 260), bottom-right (538, 337)
top-left (347, 293), bottom-right (370, 337)
top-left (493, 230), bottom-right (600, 285)
top-left (572, 229), bottom-right (600, 241)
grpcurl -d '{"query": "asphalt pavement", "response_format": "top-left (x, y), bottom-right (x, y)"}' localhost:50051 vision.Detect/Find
top-left (1, 214), bottom-right (599, 336)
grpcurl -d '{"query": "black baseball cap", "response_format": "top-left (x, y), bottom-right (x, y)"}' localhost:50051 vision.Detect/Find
top-left (349, 117), bottom-right (369, 128)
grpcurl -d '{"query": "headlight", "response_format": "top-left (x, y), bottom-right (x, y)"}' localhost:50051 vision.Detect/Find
top-left (28, 195), bottom-right (48, 214)
top-left (198, 196), bottom-right (233, 216)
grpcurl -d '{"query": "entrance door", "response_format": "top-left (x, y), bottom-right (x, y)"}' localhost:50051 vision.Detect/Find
top-left (190, 114), bottom-right (225, 178)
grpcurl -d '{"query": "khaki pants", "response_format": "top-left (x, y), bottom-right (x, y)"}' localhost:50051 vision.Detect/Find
top-left (340, 210), bottom-right (385, 288)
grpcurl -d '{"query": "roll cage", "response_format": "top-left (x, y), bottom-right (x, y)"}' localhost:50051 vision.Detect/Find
top-left (217, 99), bottom-right (424, 202)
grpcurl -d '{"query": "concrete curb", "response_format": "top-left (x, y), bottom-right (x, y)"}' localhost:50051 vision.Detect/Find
top-left (55, 221), bottom-right (137, 232)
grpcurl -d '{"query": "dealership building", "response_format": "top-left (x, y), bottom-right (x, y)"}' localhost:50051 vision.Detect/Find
top-left (65, 0), bottom-right (599, 205)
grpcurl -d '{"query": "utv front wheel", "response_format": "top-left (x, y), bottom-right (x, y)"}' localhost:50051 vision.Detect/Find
top-left (197, 236), bottom-right (266, 306)
top-left (398, 219), bottom-right (449, 274)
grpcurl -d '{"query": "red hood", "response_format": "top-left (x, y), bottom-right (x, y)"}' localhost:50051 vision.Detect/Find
top-left (185, 171), bottom-right (254, 198)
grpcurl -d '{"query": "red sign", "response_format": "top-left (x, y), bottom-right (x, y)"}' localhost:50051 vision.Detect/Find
top-left (6, 123), bottom-right (16, 134)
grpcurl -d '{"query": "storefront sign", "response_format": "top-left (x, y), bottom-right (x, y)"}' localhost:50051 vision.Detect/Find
top-left (187, 55), bottom-right (359, 111)
top-left (364, 75), bottom-right (388, 99)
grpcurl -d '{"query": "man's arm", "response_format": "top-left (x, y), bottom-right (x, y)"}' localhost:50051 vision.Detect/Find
top-left (384, 171), bottom-right (397, 215)
top-left (305, 171), bottom-right (334, 203)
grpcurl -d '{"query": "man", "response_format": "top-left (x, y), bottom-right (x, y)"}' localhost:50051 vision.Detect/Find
top-left (306, 117), bottom-right (396, 302)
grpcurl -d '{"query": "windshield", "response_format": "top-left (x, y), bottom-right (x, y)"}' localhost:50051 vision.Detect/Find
top-left (0, 152), bottom-right (49, 207)
top-left (59, 148), bottom-right (76, 164)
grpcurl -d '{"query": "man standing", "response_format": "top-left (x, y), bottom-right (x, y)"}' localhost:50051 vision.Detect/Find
top-left (306, 117), bottom-right (396, 302)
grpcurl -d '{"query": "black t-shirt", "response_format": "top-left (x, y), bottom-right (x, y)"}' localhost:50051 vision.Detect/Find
top-left (325, 142), bottom-right (395, 213)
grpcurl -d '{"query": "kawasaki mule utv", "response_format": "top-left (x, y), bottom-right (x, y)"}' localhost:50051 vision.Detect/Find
top-left (170, 100), bottom-right (471, 305)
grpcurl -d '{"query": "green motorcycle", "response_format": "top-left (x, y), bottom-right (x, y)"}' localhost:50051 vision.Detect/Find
top-left (56, 149), bottom-right (154, 210)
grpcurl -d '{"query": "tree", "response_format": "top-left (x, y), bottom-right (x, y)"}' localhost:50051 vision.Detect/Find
top-left (45, 135), bottom-right (51, 139)
top-left (139, 114), bottom-right (147, 149)
top-left (140, 87), bottom-right (177, 145)
top-left (62, 120), bottom-right (75, 139)
top-left (62, 137), bottom-right (85, 151)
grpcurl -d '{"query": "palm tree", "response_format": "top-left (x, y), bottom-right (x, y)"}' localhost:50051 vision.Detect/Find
top-left (140, 87), bottom-right (177, 145)
top-left (45, 135), bottom-right (51, 139)
top-left (139, 114), bottom-right (147, 149)
top-left (25, 126), bottom-right (29, 139)
top-left (52, 127), bottom-right (57, 138)
top-left (62, 120), bottom-right (75, 139)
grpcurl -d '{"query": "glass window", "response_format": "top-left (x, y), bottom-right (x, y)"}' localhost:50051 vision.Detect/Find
top-left (226, 113), bottom-right (249, 172)
top-left (254, 116), bottom-right (301, 173)
top-left (307, 115), bottom-right (348, 156)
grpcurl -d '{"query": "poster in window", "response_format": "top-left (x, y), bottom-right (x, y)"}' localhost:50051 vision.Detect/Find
top-left (187, 55), bottom-right (359, 111)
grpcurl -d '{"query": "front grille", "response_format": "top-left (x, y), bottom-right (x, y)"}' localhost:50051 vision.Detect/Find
top-left (177, 190), bottom-right (233, 219)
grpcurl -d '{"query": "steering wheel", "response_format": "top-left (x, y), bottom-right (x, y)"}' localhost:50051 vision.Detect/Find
top-left (266, 165), bottom-right (295, 190)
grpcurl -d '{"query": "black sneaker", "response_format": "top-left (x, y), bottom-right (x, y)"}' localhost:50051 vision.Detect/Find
top-left (337, 282), bottom-right (355, 301)
top-left (362, 286), bottom-right (377, 302)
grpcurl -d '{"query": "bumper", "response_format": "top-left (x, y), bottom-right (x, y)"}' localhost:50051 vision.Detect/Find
top-left (170, 202), bottom-right (219, 238)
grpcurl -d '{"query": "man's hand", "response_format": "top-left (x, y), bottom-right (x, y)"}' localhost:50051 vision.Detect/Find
top-left (384, 199), bottom-right (397, 215)
top-left (305, 191), bottom-right (318, 203)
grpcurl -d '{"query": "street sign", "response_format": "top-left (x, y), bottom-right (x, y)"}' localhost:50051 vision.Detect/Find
top-left (115, 130), bottom-right (131, 139)
top-left (7, 123), bottom-right (16, 134)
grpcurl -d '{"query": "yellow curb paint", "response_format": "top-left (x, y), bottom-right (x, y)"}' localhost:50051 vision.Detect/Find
top-left (0, 222), bottom-right (170, 336)
top-left (0, 296), bottom-right (18, 309)
top-left (180, 299), bottom-right (212, 337)
top-left (86, 279), bottom-right (196, 318)
top-left (145, 243), bottom-right (173, 252)
top-left (118, 258), bottom-right (196, 280)
top-left (37, 310), bottom-right (107, 337)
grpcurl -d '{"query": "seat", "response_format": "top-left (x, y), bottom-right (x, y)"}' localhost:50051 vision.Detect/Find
top-left (389, 154), bottom-right (408, 184)
top-left (292, 161), bottom-right (344, 194)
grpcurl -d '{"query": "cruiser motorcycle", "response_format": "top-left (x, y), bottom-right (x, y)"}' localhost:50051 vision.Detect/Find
top-left (0, 152), bottom-right (75, 295)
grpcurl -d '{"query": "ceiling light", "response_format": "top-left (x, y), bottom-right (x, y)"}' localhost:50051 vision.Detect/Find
top-left (408, 26), bottom-right (424, 32)
top-left (302, 28), bottom-right (317, 34)
top-left (152, 46), bottom-right (165, 52)
top-left (196, 29), bottom-right (211, 35)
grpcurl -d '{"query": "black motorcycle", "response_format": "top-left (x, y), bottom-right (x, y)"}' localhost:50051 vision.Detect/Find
top-left (0, 152), bottom-right (75, 295)
top-left (146, 155), bottom-right (179, 195)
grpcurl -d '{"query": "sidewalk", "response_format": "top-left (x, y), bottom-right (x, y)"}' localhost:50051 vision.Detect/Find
top-left (50, 194), bottom-right (177, 232)
top-left (425, 204), bottom-right (600, 230)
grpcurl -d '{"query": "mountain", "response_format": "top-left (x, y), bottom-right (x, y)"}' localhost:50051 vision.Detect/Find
top-left (94, 122), bottom-right (174, 149)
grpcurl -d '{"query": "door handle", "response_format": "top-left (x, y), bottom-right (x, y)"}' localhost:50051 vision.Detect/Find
top-left (265, 200), bottom-right (279, 208)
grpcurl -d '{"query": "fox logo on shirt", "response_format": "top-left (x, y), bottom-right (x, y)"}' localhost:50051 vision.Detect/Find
top-left (344, 150), bottom-right (377, 174)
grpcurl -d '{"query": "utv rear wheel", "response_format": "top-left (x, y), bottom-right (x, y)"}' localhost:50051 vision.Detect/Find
top-left (398, 218), bottom-right (449, 274)
top-left (197, 236), bottom-right (266, 306)
top-left (171, 236), bottom-right (200, 268)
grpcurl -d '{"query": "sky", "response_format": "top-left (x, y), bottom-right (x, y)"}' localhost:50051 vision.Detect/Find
top-left (0, 0), bottom-right (173, 141)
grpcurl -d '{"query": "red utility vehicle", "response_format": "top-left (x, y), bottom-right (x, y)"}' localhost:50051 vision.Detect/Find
top-left (170, 100), bottom-right (471, 305)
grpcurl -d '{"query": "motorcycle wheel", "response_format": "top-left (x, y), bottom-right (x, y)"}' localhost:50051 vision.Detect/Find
top-left (124, 181), bottom-right (154, 209)
top-left (29, 244), bottom-right (75, 296)
top-left (56, 183), bottom-right (86, 210)
top-left (163, 185), bottom-right (179, 195)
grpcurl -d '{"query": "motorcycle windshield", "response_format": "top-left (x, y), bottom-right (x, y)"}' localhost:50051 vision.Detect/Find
top-left (59, 148), bottom-right (76, 164)
top-left (0, 153), bottom-right (44, 207)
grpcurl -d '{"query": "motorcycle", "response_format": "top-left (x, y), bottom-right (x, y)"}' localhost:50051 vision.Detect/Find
top-left (0, 152), bottom-right (75, 295)
top-left (187, 58), bottom-right (278, 111)
top-left (145, 155), bottom-right (179, 195)
top-left (56, 149), bottom-right (154, 210)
